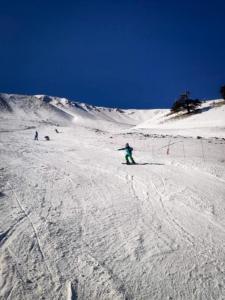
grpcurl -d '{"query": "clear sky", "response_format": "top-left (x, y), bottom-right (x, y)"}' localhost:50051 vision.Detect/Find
top-left (0, 0), bottom-right (225, 108)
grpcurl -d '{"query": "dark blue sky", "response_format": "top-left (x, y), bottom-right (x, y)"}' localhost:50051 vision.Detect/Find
top-left (0, 0), bottom-right (225, 108)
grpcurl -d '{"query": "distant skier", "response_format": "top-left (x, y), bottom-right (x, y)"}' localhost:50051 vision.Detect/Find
top-left (118, 143), bottom-right (136, 164)
top-left (55, 129), bottom-right (59, 133)
top-left (45, 136), bottom-right (50, 141)
top-left (34, 131), bottom-right (38, 141)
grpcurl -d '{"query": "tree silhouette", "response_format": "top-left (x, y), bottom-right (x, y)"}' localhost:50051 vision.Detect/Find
top-left (171, 91), bottom-right (201, 114)
top-left (220, 85), bottom-right (225, 101)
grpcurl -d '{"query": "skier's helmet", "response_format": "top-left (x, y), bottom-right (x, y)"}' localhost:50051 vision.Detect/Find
top-left (125, 143), bottom-right (129, 147)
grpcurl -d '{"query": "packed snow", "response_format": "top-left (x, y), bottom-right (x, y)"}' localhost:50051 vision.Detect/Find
top-left (0, 93), bottom-right (225, 299)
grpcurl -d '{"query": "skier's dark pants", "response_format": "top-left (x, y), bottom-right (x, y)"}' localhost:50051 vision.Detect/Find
top-left (126, 154), bottom-right (135, 164)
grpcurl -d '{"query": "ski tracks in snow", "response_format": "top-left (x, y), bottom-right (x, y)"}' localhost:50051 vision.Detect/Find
top-left (125, 174), bottom-right (177, 259)
top-left (65, 166), bottom-right (131, 300)
top-left (2, 124), bottom-right (225, 299)
top-left (4, 181), bottom-right (57, 293)
top-left (149, 171), bottom-right (196, 246)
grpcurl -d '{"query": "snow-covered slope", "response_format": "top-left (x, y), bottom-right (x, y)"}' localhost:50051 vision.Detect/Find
top-left (1, 93), bottom-right (224, 137)
top-left (1, 93), bottom-right (225, 299)
top-left (134, 99), bottom-right (225, 138)
top-left (0, 93), bottom-right (74, 131)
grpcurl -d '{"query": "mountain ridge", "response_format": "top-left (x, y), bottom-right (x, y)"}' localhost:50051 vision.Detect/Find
top-left (0, 92), bottom-right (224, 137)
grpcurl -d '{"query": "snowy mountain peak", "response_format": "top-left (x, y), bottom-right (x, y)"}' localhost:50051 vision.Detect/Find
top-left (0, 93), bottom-right (225, 137)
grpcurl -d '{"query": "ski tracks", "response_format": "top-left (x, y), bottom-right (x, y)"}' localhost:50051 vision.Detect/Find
top-left (125, 166), bottom-right (196, 251)
top-left (5, 182), bottom-right (56, 287)
top-left (125, 173), bottom-right (179, 258)
top-left (149, 171), bottom-right (196, 246)
top-left (66, 170), bottom-right (131, 300)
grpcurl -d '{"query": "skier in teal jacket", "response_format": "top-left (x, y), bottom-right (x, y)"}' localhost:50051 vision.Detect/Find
top-left (118, 143), bottom-right (136, 164)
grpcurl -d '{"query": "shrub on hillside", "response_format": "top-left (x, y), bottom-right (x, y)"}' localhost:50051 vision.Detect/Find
top-left (220, 85), bottom-right (225, 101)
top-left (171, 91), bottom-right (201, 114)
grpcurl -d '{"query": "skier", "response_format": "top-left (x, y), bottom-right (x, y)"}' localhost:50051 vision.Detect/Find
top-left (55, 129), bottom-right (59, 133)
top-left (45, 136), bottom-right (50, 141)
top-left (34, 131), bottom-right (38, 141)
top-left (118, 143), bottom-right (136, 164)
